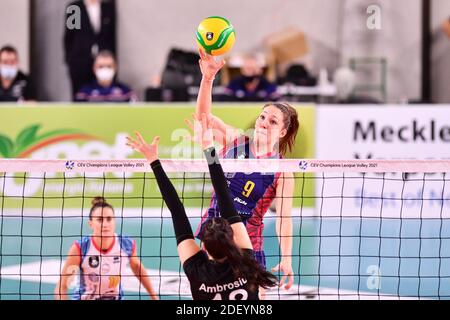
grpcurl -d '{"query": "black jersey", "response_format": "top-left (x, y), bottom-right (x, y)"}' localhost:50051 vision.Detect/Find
top-left (183, 249), bottom-right (259, 300)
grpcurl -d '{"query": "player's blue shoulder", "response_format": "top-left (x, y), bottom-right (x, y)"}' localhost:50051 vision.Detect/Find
top-left (118, 235), bottom-right (135, 257)
top-left (223, 135), bottom-right (250, 159)
top-left (76, 236), bottom-right (91, 259)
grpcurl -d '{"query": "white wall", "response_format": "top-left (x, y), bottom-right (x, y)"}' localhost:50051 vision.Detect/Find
top-left (0, 0), bottom-right (29, 72)
top-left (340, 0), bottom-right (422, 103)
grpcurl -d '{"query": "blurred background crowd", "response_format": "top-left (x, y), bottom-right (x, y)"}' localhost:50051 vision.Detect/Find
top-left (1, 0), bottom-right (450, 105)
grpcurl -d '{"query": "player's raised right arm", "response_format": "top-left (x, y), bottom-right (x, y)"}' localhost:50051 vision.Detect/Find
top-left (196, 50), bottom-right (239, 147)
top-left (196, 49), bottom-right (224, 118)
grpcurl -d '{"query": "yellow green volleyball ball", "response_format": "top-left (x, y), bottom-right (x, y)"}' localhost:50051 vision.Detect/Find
top-left (196, 16), bottom-right (236, 56)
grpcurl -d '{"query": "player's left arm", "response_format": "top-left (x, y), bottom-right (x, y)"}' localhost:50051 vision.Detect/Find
top-left (127, 132), bottom-right (201, 266)
top-left (272, 172), bottom-right (294, 290)
top-left (129, 247), bottom-right (159, 300)
top-left (200, 113), bottom-right (252, 250)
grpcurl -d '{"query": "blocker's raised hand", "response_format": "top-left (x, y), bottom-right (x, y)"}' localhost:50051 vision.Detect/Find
top-left (126, 131), bottom-right (160, 164)
top-left (184, 113), bottom-right (214, 150)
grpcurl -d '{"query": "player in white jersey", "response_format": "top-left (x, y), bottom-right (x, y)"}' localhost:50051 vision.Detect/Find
top-left (54, 197), bottom-right (158, 300)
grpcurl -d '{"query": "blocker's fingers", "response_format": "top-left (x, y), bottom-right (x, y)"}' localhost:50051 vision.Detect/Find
top-left (184, 118), bottom-right (194, 131)
top-left (126, 137), bottom-right (137, 147)
top-left (134, 131), bottom-right (147, 145)
top-left (192, 112), bottom-right (200, 121)
top-left (125, 136), bottom-right (137, 145)
top-left (151, 136), bottom-right (160, 145)
top-left (126, 141), bottom-right (138, 149)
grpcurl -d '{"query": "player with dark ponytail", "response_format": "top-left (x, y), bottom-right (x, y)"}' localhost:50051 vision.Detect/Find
top-left (127, 114), bottom-right (277, 300)
top-left (201, 217), bottom-right (277, 293)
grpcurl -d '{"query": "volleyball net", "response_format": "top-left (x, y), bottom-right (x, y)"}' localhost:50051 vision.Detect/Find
top-left (0, 158), bottom-right (449, 300)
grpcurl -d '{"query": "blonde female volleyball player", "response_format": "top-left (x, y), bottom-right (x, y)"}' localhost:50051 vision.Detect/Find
top-left (126, 115), bottom-right (278, 300)
top-left (186, 49), bottom-right (298, 290)
top-left (54, 197), bottom-right (159, 300)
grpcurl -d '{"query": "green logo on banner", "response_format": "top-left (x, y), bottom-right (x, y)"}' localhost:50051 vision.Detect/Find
top-left (0, 124), bottom-right (95, 158)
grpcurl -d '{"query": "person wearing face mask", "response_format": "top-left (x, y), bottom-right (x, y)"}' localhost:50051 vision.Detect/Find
top-left (64, 0), bottom-right (116, 100)
top-left (0, 45), bottom-right (36, 102)
top-left (223, 54), bottom-right (279, 102)
top-left (75, 50), bottom-right (136, 102)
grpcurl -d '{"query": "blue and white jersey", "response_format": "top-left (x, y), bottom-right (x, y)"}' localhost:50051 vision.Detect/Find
top-left (73, 234), bottom-right (135, 300)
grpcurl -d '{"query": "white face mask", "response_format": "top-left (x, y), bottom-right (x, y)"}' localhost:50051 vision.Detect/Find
top-left (95, 67), bottom-right (115, 83)
top-left (0, 65), bottom-right (18, 79)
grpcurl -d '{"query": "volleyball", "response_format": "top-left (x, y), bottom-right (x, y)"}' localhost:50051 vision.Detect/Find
top-left (196, 16), bottom-right (236, 56)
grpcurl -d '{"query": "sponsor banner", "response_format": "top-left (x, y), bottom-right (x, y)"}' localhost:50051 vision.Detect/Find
top-left (1, 159), bottom-right (450, 173)
top-left (316, 105), bottom-right (450, 160)
top-left (0, 104), bottom-right (315, 208)
top-left (316, 105), bottom-right (450, 218)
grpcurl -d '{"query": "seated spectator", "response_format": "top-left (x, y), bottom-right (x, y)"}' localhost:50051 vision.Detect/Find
top-left (75, 50), bottom-right (136, 102)
top-left (223, 54), bottom-right (279, 102)
top-left (0, 45), bottom-right (36, 102)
